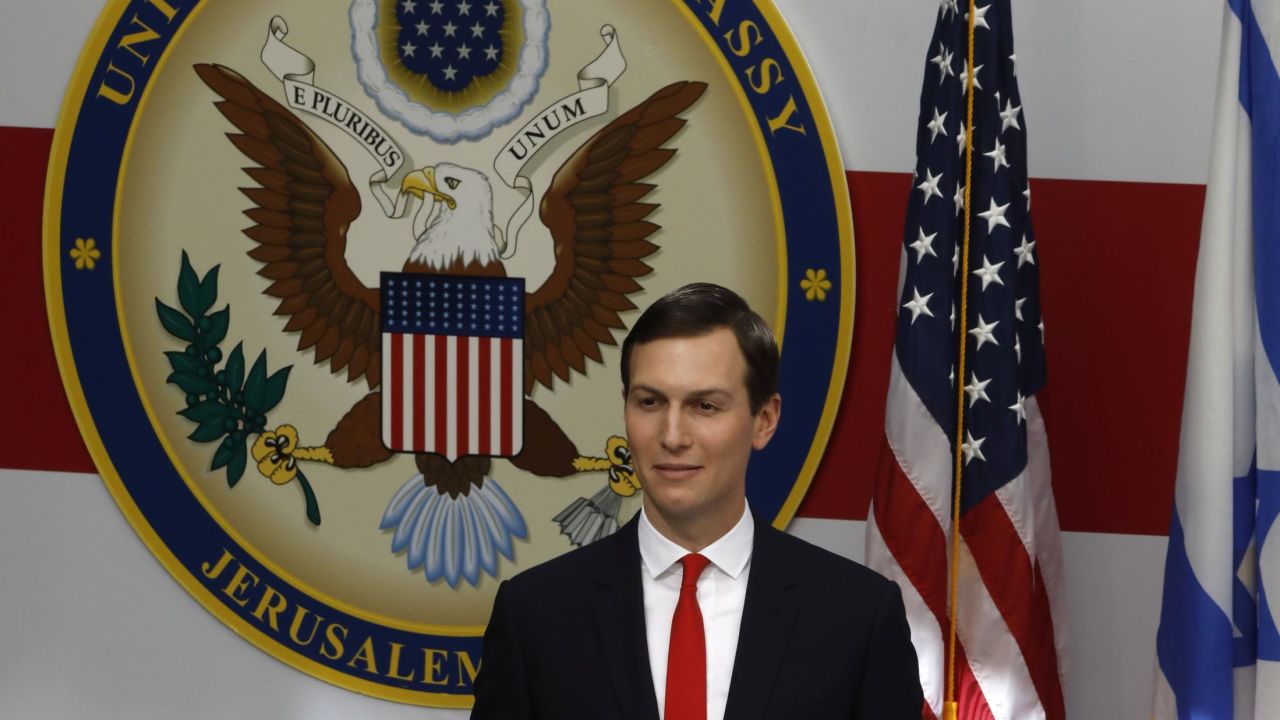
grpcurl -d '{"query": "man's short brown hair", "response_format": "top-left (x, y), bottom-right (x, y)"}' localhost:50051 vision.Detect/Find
top-left (620, 283), bottom-right (779, 413)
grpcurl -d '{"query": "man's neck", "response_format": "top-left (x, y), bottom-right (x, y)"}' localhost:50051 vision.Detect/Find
top-left (641, 497), bottom-right (747, 553)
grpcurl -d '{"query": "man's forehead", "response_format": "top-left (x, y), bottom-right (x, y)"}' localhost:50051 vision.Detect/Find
top-left (627, 329), bottom-right (750, 392)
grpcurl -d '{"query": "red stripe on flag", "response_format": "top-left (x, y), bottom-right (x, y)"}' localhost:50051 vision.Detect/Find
top-left (457, 336), bottom-right (469, 456)
top-left (500, 338), bottom-right (513, 456)
top-left (435, 335), bottom-right (448, 453)
top-left (478, 336), bottom-right (491, 456)
top-left (962, 494), bottom-right (1066, 720)
top-left (390, 333), bottom-right (403, 450)
top-left (952, 641), bottom-right (997, 720)
top-left (413, 334), bottom-right (426, 452)
top-left (871, 438), bottom-right (949, 630)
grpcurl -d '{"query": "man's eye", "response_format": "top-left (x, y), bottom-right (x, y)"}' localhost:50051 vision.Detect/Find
top-left (445, 177), bottom-right (460, 190)
top-left (697, 401), bottom-right (717, 412)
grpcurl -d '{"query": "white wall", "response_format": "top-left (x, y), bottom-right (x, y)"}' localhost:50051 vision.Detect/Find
top-left (0, 0), bottom-right (1219, 717)
top-left (1, 469), bottom-right (1167, 719)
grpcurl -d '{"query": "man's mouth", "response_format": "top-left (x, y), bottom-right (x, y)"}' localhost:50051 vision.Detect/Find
top-left (653, 463), bottom-right (702, 480)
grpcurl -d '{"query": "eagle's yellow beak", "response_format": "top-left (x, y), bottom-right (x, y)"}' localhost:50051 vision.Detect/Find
top-left (400, 167), bottom-right (456, 210)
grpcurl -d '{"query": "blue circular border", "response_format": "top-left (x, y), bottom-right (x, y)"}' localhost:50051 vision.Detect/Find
top-left (48, 0), bottom-right (850, 704)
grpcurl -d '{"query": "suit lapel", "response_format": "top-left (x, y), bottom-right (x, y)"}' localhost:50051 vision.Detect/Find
top-left (591, 517), bottom-right (660, 720)
top-left (723, 521), bottom-right (803, 720)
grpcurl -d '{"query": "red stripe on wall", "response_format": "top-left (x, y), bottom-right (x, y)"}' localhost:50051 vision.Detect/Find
top-left (1, 127), bottom-right (91, 473)
top-left (798, 171), bottom-right (1201, 535)
top-left (2, 126), bottom-right (1200, 535)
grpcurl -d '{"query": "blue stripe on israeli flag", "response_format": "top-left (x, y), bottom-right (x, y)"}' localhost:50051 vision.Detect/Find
top-left (1153, 1), bottom-right (1280, 717)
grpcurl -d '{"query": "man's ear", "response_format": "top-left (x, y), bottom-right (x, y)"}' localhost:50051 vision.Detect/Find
top-left (751, 393), bottom-right (782, 451)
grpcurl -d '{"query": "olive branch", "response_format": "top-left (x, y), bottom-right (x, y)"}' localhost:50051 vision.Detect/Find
top-left (155, 252), bottom-right (320, 525)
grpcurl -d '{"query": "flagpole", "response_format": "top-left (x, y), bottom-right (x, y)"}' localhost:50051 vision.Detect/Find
top-left (944, 2), bottom-right (978, 719)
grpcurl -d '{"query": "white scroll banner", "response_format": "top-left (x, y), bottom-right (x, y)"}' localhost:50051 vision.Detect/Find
top-left (260, 16), bottom-right (415, 219)
top-left (492, 25), bottom-right (627, 259)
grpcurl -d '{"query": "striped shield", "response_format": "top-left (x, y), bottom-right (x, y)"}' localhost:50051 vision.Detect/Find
top-left (380, 273), bottom-right (524, 460)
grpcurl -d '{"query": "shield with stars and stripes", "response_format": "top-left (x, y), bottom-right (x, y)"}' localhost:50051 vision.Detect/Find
top-left (380, 273), bottom-right (524, 460)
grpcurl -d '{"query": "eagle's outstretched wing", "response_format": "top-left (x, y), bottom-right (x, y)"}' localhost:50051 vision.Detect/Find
top-left (525, 80), bottom-right (707, 391)
top-left (195, 63), bottom-right (382, 389)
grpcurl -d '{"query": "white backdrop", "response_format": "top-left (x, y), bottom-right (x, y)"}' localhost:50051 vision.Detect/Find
top-left (0, 1), bottom-right (1220, 717)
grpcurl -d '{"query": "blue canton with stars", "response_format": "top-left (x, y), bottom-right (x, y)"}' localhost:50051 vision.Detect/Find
top-left (897, 0), bottom-right (1046, 513)
top-left (395, 0), bottom-right (506, 92)
top-left (381, 273), bottom-right (524, 339)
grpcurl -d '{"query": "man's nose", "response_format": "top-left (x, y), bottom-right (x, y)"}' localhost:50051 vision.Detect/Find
top-left (660, 408), bottom-right (691, 451)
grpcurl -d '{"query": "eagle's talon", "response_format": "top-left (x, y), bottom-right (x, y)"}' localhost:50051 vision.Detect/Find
top-left (251, 424), bottom-right (334, 485)
top-left (604, 436), bottom-right (640, 497)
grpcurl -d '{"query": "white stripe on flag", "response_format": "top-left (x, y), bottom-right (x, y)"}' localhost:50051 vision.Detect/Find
top-left (446, 335), bottom-right (457, 460)
top-left (468, 335), bottom-right (479, 458)
top-left (865, 508), bottom-right (945, 715)
top-left (955, 538), bottom-right (1046, 720)
top-left (382, 335), bottom-right (392, 449)
top-left (885, 356), bottom-right (952, 531)
top-left (490, 338), bottom-right (502, 454)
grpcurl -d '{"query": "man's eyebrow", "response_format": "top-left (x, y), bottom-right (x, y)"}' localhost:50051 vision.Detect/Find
top-left (628, 385), bottom-right (734, 399)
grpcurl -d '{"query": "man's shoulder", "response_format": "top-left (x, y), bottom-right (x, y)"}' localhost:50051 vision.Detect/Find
top-left (759, 523), bottom-right (895, 593)
top-left (501, 525), bottom-right (626, 598)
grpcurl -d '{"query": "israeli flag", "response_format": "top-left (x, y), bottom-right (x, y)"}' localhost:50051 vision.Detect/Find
top-left (1152, 1), bottom-right (1280, 717)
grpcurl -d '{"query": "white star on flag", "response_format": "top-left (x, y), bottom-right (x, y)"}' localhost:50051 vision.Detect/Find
top-left (1010, 392), bottom-right (1028, 424)
top-left (961, 431), bottom-right (987, 464)
top-left (978, 198), bottom-right (1011, 232)
top-left (917, 168), bottom-right (945, 204)
top-left (965, 3), bottom-right (990, 30)
top-left (969, 313), bottom-right (1000, 349)
top-left (1014, 235), bottom-right (1036, 267)
top-left (1000, 99), bottom-right (1023, 132)
top-left (985, 137), bottom-right (1010, 171)
top-left (928, 108), bottom-right (949, 143)
top-left (903, 288), bottom-right (935, 324)
top-left (972, 255), bottom-right (1006, 290)
top-left (931, 44), bottom-right (955, 83)
top-left (911, 228), bottom-right (939, 261)
top-left (965, 372), bottom-right (993, 407)
top-left (961, 60), bottom-right (983, 93)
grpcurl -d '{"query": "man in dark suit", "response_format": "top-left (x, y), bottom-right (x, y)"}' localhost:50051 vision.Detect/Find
top-left (472, 283), bottom-right (922, 719)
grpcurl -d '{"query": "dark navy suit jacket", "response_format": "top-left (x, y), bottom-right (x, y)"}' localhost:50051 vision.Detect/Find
top-left (471, 515), bottom-right (923, 719)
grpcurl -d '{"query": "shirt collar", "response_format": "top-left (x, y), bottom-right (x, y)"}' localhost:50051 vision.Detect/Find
top-left (638, 503), bottom-right (754, 581)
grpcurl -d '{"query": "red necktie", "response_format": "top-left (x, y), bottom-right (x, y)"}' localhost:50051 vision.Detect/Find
top-left (665, 553), bottom-right (712, 720)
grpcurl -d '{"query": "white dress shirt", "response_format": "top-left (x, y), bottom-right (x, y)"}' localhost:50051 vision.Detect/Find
top-left (638, 504), bottom-right (754, 720)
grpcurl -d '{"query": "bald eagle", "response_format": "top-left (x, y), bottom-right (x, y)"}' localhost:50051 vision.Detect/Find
top-left (196, 63), bottom-right (705, 587)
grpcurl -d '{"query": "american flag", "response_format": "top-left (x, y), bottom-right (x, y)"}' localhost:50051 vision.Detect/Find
top-left (380, 273), bottom-right (524, 460)
top-left (863, 2), bottom-right (1067, 718)
top-left (393, 0), bottom-right (507, 93)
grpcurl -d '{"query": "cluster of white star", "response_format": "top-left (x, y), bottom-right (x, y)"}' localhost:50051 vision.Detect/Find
top-left (901, 2), bottom-right (1045, 468)
top-left (386, 277), bottom-right (522, 335)
top-left (397, 0), bottom-right (502, 84)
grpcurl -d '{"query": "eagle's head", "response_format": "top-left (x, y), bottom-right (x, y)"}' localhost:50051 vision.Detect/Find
top-left (401, 162), bottom-right (498, 270)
